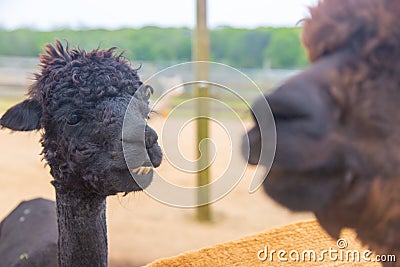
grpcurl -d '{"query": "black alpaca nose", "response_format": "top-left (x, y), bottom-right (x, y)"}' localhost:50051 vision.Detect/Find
top-left (144, 125), bottom-right (162, 168)
top-left (145, 125), bottom-right (158, 148)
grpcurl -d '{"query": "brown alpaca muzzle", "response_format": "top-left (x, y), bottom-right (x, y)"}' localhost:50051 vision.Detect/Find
top-left (244, 54), bottom-right (349, 212)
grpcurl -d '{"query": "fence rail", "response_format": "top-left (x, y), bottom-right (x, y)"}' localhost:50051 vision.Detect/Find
top-left (0, 56), bottom-right (300, 111)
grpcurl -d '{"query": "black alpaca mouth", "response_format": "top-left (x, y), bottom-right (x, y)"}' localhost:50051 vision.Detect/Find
top-left (122, 143), bottom-right (162, 192)
top-left (130, 161), bottom-right (154, 175)
top-left (128, 163), bottom-right (154, 191)
top-left (131, 166), bottom-right (153, 175)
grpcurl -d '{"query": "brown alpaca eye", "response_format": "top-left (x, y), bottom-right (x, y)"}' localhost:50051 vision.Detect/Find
top-left (66, 114), bottom-right (82, 125)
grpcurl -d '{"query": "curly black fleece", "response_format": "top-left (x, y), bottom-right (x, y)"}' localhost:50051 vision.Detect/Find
top-left (31, 42), bottom-right (142, 104)
top-left (29, 40), bottom-right (149, 195)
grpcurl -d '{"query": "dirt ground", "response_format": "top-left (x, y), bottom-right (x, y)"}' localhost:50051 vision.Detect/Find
top-left (0, 115), bottom-right (313, 266)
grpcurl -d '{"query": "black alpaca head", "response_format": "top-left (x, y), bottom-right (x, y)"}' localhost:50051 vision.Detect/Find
top-left (0, 40), bottom-right (162, 196)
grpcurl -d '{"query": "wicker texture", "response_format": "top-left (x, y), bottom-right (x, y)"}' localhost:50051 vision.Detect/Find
top-left (146, 220), bottom-right (381, 267)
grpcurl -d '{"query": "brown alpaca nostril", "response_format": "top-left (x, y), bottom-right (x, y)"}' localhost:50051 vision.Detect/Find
top-left (243, 125), bottom-right (262, 165)
top-left (267, 88), bottom-right (314, 123)
top-left (272, 111), bottom-right (310, 122)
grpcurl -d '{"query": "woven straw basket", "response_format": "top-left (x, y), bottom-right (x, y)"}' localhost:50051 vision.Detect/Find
top-left (146, 219), bottom-right (381, 267)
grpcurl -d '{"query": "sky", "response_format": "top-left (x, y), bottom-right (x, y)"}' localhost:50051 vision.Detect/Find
top-left (0, 0), bottom-right (318, 30)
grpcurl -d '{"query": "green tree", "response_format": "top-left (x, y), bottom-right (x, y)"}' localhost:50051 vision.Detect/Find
top-left (263, 28), bottom-right (308, 69)
top-left (0, 26), bottom-right (308, 69)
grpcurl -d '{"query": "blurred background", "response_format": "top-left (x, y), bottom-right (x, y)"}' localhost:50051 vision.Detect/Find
top-left (0, 0), bottom-right (316, 266)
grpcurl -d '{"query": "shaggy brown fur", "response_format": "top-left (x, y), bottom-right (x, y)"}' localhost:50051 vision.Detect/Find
top-left (244, 0), bottom-right (400, 265)
top-left (303, 0), bottom-right (400, 63)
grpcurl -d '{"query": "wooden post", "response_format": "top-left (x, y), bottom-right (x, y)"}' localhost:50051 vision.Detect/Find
top-left (194, 0), bottom-right (211, 221)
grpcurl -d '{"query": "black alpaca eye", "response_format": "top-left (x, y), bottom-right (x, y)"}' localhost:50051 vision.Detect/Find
top-left (66, 113), bottom-right (82, 125)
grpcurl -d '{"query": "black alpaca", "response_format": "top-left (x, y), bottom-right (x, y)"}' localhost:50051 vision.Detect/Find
top-left (0, 41), bottom-right (162, 266)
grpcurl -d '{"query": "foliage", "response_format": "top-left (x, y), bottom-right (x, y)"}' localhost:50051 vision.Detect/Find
top-left (0, 26), bottom-right (308, 69)
top-left (263, 28), bottom-right (308, 68)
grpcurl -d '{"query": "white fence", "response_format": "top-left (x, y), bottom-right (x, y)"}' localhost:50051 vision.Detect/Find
top-left (0, 56), bottom-right (300, 103)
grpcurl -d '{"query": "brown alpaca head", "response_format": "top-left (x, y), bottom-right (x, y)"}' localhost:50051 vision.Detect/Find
top-left (0, 40), bottom-right (162, 196)
top-left (245, 0), bottom-right (400, 256)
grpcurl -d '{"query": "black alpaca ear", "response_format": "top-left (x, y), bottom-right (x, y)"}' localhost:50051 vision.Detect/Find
top-left (0, 99), bottom-right (42, 131)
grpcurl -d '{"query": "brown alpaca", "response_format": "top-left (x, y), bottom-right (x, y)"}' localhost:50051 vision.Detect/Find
top-left (244, 0), bottom-right (400, 265)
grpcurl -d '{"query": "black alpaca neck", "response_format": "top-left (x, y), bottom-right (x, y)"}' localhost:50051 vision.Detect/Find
top-left (53, 182), bottom-right (108, 267)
